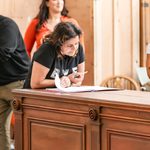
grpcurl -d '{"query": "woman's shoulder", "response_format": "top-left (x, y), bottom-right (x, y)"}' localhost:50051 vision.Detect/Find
top-left (29, 18), bottom-right (39, 26)
top-left (36, 42), bottom-right (56, 55)
top-left (61, 16), bottom-right (79, 26)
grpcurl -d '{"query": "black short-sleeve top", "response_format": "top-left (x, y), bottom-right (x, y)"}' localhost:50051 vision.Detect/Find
top-left (24, 42), bottom-right (85, 88)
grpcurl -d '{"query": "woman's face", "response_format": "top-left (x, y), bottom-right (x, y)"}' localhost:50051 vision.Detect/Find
top-left (61, 36), bottom-right (80, 57)
top-left (48, 0), bottom-right (64, 14)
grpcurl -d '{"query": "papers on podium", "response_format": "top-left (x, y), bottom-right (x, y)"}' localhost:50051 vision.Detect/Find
top-left (46, 74), bottom-right (118, 93)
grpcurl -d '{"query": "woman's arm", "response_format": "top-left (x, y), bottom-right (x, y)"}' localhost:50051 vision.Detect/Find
top-left (31, 61), bottom-right (74, 88)
top-left (30, 61), bottom-right (55, 89)
top-left (146, 54), bottom-right (150, 78)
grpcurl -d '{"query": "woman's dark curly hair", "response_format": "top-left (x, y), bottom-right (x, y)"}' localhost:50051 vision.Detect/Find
top-left (35, 0), bottom-right (69, 30)
top-left (46, 22), bottom-right (82, 57)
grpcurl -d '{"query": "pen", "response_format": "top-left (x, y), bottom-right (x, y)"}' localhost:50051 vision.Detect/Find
top-left (74, 71), bottom-right (88, 78)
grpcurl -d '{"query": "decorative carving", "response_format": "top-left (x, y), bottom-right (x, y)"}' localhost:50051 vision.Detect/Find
top-left (89, 108), bottom-right (98, 121)
top-left (12, 99), bottom-right (21, 111)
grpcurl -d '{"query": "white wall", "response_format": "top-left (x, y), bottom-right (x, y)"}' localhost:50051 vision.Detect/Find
top-left (94, 0), bottom-right (140, 85)
top-left (0, 0), bottom-right (41, 36)
top-left (0, 0), bottom-right (140, 85)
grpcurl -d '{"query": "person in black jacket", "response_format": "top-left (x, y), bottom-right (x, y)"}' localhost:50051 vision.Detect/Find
top-left (0, 15), bottom-right (30, 150)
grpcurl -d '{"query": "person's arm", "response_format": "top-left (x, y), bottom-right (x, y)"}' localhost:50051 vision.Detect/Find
top-left (30, 61), bottom-right (55, 89)
top-left (24, 19), bottom-right (38, 57)
top-left (0, 22), bottom-right (18, 63)
top-left (31, 61), bottom-right (72, 89)
top-left (146, 54), bottom-right (150, 78)
top-left (68, 44), bottom-right (85, 86)
top-left (68, 62), bottom-right (85, 86)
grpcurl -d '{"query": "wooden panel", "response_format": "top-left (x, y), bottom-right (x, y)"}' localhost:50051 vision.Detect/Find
top-left (94, 0), bottom-right (114, 84)
top-left (21, 96), bottom-right (93, 150)
top-left (140, 0), bottom-right (150, 66)
top-left (0, 0), bottom-right (41, 35)
top-left (29, 119), bottom-right (85, 150)
top-left (0, 0), bottom-right (141, 85)
top-left (65, 0), bottom-right (94, 85)
top-left (114, 0), bottom-right (132, 74)
top-left (108, 130), bottom-right (150, 150)
top-left (100, 106), bottom-right (150, 150)
top-left (95, 0), bottom-right (140, 84)
top-left (12, 89), bottom-right (150, 150)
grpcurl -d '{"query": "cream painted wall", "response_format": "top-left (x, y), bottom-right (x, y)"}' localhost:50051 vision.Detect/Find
top-left (0, 0), bottom-right (41, 35)
top-left (0, 0), bottom-right (140, 85)
top-left (94, 0), bottom-right (140, 85)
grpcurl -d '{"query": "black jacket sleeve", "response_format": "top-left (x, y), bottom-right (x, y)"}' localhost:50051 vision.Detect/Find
top-left (0, 20), bottom-right (18, 63)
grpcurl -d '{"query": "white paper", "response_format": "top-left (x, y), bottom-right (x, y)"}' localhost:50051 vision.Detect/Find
top-left (136, 67), bottom-right (150, 85)
top-left (46, 74), bottom-right (118, 93)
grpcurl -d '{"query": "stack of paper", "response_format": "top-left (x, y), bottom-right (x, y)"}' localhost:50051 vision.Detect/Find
top-left (136, 67), bottom-right (150, 85)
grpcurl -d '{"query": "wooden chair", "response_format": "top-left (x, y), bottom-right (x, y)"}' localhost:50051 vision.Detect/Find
top-left (101, 75), bottom-right (140, 90)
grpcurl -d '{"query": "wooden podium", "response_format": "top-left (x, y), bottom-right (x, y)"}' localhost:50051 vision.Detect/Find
top-left (12, 89), bottom-right (150, 150)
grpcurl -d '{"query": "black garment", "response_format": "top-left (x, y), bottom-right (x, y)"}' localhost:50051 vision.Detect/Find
top-left (24, 42), bottom-right (85, 88)
top-left (0, 15), bottom-right (30, 85)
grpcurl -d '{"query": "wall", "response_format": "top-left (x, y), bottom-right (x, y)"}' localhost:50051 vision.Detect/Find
top-left (65, 0), bottom-right (94, 85)
top-left (0, 0), bottom-right (140, 85)
top-left (0, 0), bottom-right (41, 35)
top-left (94, 0), bottom-right (140, 85)
top-left (140, 0), bottom-right (150, 66)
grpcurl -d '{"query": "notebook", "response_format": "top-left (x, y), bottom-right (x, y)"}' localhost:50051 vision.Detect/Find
top-left (46, 74), bottom-right (118, 93)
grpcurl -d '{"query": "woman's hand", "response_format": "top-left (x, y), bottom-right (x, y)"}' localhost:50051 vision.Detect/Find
top-left (68, 72), bottom-right (84, 86)
top-left (60, 76), bottom-right (71, 88)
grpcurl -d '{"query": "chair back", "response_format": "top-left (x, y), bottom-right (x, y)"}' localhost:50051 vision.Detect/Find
top-left (101, 75), bottom-right (140, 90)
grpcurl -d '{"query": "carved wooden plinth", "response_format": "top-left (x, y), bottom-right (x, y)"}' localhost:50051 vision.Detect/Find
top-left (12, 99), bottom-right (21, 111)
top-left (89, 108), bottom-right (98, 121)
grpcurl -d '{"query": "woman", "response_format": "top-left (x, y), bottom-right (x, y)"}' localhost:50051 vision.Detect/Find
top-left (24, 22), bottom-right (85, 89)
top-left (24, 0), bottom-right (84, 58)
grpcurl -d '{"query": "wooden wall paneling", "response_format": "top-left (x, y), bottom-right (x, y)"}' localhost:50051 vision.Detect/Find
top-left (0, 0), bottom-right (41, 35)
top-left (114, 0), bottom-right (133, 75)
top-left (140, 0), bottom-right (146, 66)
top-left (140, 0), bottom-right (150, 66)
top-left (94, 0), bottom-right (140, 85)
top-left (0, 0), bottom-right (14, 17)
top-left (0, 0), bottom-right (141, 85)
top-left (94, 0), bottom-right (114, 85)
top-left (132, 0), bottom-right (140, 78)
top-left (13, 0), bottom-right (41, 35)
top-left (65, 0), bottom-right (94, 85)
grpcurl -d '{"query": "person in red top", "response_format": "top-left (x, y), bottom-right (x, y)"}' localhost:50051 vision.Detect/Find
top-left (24, 0), bottom-right (84, 58)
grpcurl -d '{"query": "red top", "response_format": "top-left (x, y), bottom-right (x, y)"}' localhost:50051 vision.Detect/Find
top-left (24, 16), bottom-right (84, 57)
